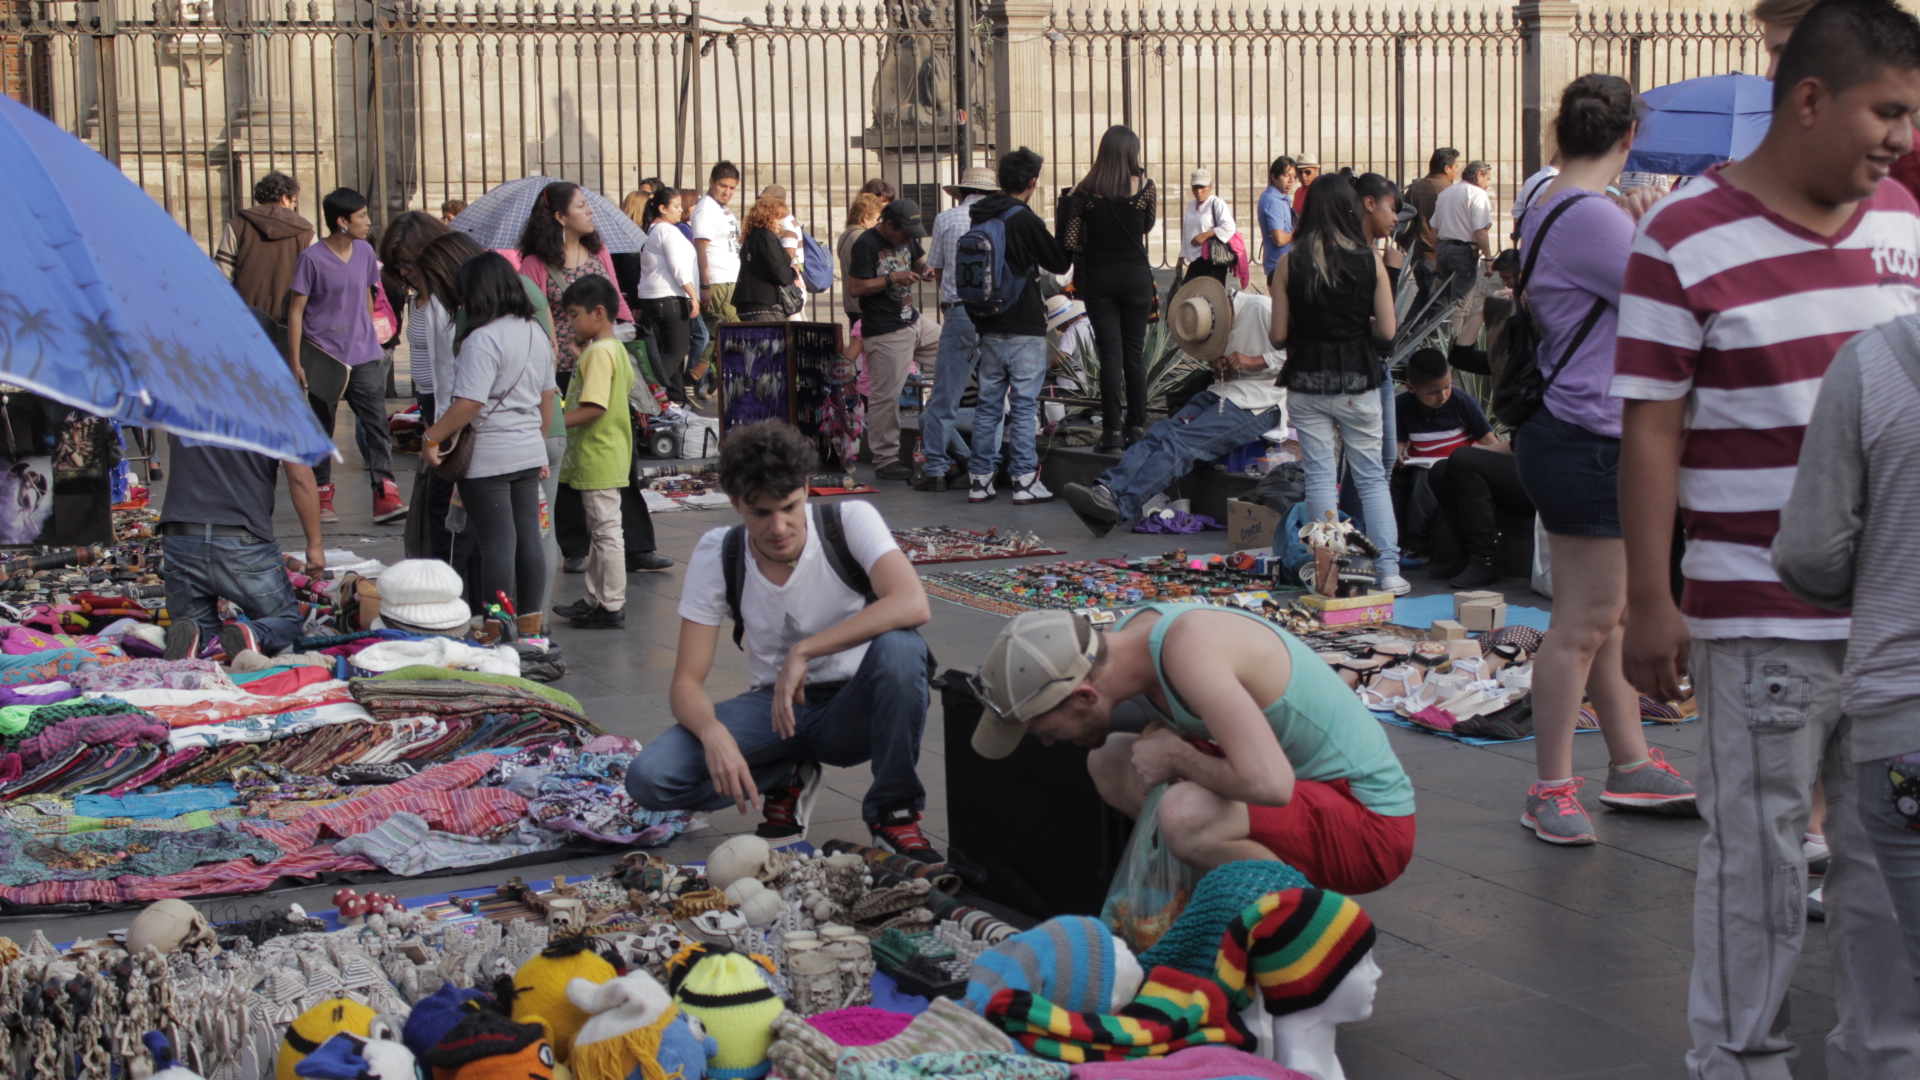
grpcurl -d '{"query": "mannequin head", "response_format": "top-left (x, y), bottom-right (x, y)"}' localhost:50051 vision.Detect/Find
top-left (1244, 952), bottom-right (1382, 1080)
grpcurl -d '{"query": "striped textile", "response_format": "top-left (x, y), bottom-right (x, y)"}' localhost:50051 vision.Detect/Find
top-left (241, 755), bottom-right (522, 853)
top-left (983, 967), bottom-right (1252, 1063)
top-left (965, 915), bottom-right (1119, 1015)
top-left (1611, 164), bottom-right (1920, 639)
top-left (1213, 888), bottom-right (1376, 1016)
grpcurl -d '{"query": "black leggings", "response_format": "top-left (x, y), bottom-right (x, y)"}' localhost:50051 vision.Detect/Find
top-left (1431, 446), bottom-right (1533, 539)
top-left (1079, 273), bottom-right (1155, 432)
top-left (457, 466), bottom-right (546, 617)
top-left (636, 297), bottom-right (691, 405)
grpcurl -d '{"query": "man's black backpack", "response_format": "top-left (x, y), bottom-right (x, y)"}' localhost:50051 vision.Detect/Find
top-left (1490, 193), bottom-right (1609, 430)
top-left (720, 501), bottom-right (876, 649)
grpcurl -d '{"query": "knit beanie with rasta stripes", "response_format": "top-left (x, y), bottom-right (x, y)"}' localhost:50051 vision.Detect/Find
top-left (1214, 888), bottom-right (1376, 1016)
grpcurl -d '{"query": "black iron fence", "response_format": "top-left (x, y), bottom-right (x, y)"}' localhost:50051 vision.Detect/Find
top-left (3, 0), bottom-right (1760, 270)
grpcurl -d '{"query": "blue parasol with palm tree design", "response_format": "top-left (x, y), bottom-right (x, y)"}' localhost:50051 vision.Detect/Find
top-left (0, 96), bottom-right (333, 464)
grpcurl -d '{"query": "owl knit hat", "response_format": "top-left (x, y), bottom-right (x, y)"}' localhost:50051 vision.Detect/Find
top-left (964, 915), bottom-right (1138, 1016)
top-left (423, 1013), bottom-right (556, 1080)
top-left (674, 950), bottom-right (786, 1080)
top-left (1214, 888), bottom-right (1377, 1016)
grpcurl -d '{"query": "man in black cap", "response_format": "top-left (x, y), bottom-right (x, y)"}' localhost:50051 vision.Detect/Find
top-left (848, 198), bottom-right (937, 480)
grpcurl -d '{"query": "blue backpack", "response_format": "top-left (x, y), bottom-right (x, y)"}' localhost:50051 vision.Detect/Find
top-left (954, 206), bottom-right (1028, 318)
top-left (800, 229), bottom-right (833, 293)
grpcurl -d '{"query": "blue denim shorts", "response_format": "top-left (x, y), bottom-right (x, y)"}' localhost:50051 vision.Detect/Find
top-left (1515, 406), bottom-right (1621, 537)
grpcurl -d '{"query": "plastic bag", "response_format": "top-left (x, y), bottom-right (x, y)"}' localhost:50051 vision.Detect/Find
top-left (1101, 784), bottom-right (1201, 953)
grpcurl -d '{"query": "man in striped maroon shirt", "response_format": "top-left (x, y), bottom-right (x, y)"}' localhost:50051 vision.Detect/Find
top-left (1615, 1), bottom-right (1920, 1075)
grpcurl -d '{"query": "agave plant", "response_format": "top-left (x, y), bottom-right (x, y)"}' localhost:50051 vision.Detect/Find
top-left (1045, 312), bottom-right (1206, 420)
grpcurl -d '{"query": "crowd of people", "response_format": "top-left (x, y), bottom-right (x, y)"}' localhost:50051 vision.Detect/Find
top-left (171, 0), bottom-right (1920, 1073)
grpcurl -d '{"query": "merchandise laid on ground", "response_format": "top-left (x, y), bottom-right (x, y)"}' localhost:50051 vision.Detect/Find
top-left (0, 837), bottom-right (1364, 1080)
top-left (890, 528), bottom-right (1067, 566)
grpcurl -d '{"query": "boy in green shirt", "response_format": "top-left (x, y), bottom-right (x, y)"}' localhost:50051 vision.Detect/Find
top-left (553, 276), bottom-right (635, 629)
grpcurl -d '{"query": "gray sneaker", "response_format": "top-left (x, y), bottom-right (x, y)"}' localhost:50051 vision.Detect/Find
top-left (1599, 747), bottom-right (1698, 815)
top-left (1522, 778), bottom-right (1597, 845)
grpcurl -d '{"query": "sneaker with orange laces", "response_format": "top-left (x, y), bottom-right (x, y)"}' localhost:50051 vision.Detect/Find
top-left (1599, 747), bottom-right (1698, 815)
top-left (871, 808), bottom-right (942, 863)
top-left (1522, 778), bottom-right (1596, 845)
top-left (316, 483), bottom-right (339, 524)
top-left (755, 761), bottom-right (823, 844)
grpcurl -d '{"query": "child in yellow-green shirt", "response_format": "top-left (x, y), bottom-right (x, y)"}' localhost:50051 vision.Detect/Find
top-left (554, 276), bottom-right (634, 628)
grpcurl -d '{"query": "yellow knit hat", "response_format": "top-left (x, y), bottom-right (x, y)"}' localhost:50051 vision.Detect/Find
top-left (511, 942), bottom-right (618, 1063)
top-left (673, 952), bottom-right (784, 1080)
top-left (566, 971), bottom-right (681, 1080)
top-left (278, 999), bottom-right (378, 1080)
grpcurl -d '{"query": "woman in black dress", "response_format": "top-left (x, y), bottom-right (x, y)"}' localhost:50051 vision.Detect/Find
top-left (1057, 125), bottom-right (1157, 452)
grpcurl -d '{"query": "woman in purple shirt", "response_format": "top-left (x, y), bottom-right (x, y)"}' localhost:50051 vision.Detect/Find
top-left (1513, 74), bottom-right (1697, 847)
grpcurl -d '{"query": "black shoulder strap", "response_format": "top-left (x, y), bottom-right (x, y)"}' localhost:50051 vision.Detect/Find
top-left (1516, 192), bottom-right (1590, 296)
top-left (1521, 192), bottom-right (1607, 396)
top-left (816, 501), bottom-right (877, 603)
top-left (722, 524), bottom-right (747, 649)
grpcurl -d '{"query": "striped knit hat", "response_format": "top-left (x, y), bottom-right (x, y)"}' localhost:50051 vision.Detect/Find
top-left (1214, 889), bottom-right (1376, 1016)
top-left (964, 915), bottom-right (1133, 1015)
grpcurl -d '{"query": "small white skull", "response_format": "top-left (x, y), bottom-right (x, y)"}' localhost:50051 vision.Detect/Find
top-left (126, 899), bottom-right (220, 956)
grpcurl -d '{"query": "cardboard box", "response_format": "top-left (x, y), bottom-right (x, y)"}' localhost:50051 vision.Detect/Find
top-left (1459, 599), bottom-right (1507, 631)
top-left (1296, 591), bottom-right (1395, 627)
top-left (1430, 619), bottom-right (1468, 641)
top-left (1453, 590), bottom-right (1503, 619)
top-left (1226, 498), bottom-right (1284, 554)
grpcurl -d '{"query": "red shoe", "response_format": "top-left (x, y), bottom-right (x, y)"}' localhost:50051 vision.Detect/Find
top-left (755, 761), bottom-right (823, 844)
top-left (372, 478), bottom-right (408, 523)
top-left (219, 622), bottom-right (260, 661)
top-left (317, 483), bottom-right (339, 524)
top-left (870, 808), bottom-right (942, 864)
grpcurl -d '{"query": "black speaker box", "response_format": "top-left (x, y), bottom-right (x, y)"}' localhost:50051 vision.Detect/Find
top-left (939, 669), bottom-right (1131, 920)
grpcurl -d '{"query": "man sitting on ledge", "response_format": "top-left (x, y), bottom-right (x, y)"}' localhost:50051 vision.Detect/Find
top-left (625, 420), bottom-right (941, 861)
top-left (971, 604), bottom-right (1416, 893)
top-left (1062, 276), bottom-right (1287, 536)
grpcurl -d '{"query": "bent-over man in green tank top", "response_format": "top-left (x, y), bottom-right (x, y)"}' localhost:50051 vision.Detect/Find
top-left (972, 604), bottom-right (1416, 893)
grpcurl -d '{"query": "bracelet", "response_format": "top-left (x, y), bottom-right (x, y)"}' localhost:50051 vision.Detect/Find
top-left (425, 438), bottom-right (440, 448)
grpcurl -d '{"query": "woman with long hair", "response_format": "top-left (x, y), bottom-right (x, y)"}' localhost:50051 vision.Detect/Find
top-left (632, 186), bottom-right (699, 404)
top-left (1058, 124), bottom-right (1157, 452)
top-left (1513, 74), bottom-right (1694, 845)
top-left (735, 195), bottom-right (799, 322)
top-left (421, 251), bottom-right (558, 637)
top-left (516, 180), bottom-right (631, 387)
top-left (376, 210), bottom-right (451, 424)
top-left (838, 193), bottom-right (885, 321)
top-left (1268, 174), bottom-right (1405, 594)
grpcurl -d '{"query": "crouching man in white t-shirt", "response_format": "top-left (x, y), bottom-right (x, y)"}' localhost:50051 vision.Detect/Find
top-left (625, 419), bottom-right (941, 860)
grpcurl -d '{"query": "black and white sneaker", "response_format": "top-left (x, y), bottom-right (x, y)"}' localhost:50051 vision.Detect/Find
top-left (870, 807), bottom-right (943, 864)
top-left (219, 622), bottom-right (260, 661)
top-left (1011, 472), bottom-right (1053, 505)
top-left (164, 619), bottom-right (201, 661)
top-left (756, 761), bottom-right (824, 844)
top-left (968, 475), bottom-right (996, 503)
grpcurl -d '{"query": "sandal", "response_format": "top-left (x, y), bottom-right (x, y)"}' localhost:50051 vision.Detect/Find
top-left (1410, 705), bottom-right (1462, 732)
top-left (1359, 664), bottom-right (1423, 708)
top-left (1411, 641), bottom-right (1451, 671)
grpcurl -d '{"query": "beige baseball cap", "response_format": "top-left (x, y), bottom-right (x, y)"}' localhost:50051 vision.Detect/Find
top-left (970, 610), bottom-right (1105, 760)
top-left (1189, 168), bottom-right (1213, 188)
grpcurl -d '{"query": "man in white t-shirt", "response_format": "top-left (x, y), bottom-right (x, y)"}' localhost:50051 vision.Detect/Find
top-left (690, 161), bottom-right (742, 383)
top-left (1431, 159), bottom-right (1493, 313)
top-left (625, 420), bottom-right (941, 860)
top-left (1509, 156), bottom-right (1560, 240)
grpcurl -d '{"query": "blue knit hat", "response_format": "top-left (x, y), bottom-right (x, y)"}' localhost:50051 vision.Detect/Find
top-left (964, 915), bottom-right (1125, 1015)
top-left (1136, 859), bottom-right (1311, 978)
top-left (403, 984), bottom-right (495, 1063)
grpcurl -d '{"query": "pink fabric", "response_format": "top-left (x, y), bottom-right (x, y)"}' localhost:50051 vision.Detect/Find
top-left (1070, 1046), bottom-right (1313, 1080)
top-left (508, 247), bottom-right (635, 323)
top-left (240, 755), bottom-right (524, 853)
top-left (148, 681), bottom-right (353, 729)
top-left (2, 627), bottom-right (77, 655)
top-left (806, 1007), bottom-right (915, 1046)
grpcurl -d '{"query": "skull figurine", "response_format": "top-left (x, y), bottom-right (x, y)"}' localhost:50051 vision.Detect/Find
top-left (125, 900), bottom-right (219, 957)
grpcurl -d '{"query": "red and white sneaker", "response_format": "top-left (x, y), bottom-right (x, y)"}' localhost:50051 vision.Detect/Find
top-left (219, 622), bottom-right (261, 661)
top-left (755, 761), bottom-right (823, 844)
top-left (317, 483), bottom-right (339, 524)
top-left (870, 808), bottom-right (942, 864)
top-left (372, 478), bottom-right (409, 523)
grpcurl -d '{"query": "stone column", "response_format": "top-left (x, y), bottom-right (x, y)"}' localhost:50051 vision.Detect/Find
top-left (1517, 0), bottom-right (1576, 177)
top-left (988, 0), bottom-right (1046, 164)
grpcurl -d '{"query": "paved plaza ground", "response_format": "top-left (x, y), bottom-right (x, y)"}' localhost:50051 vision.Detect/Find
top-left (27, 441), bottom-right (1842, 1080)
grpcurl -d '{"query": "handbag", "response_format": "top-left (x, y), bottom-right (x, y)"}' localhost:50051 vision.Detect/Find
top-left (434, 326), bottom-right (541, 483)
top-left (1490, 194), bottom-right (1608, 429)
top-left (1203, 200), bottom-right (1237, 266)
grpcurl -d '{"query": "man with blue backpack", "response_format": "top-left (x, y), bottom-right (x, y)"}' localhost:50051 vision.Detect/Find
top-left (959, 148), bottom-right (1073, 505)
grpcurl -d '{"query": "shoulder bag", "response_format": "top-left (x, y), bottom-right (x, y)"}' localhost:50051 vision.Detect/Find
top-left (1490, 194), bottom-right (1609, 429)
top-left (434, 324), bottom-right (542, 483)
top-left (1203, 199), bottom-right (1237, 266)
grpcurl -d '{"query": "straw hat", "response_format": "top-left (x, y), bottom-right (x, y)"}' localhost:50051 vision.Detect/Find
top-left (1044, 294), bottom-right (1087, 333)
top-left (1168, 276), bottom-right (1233, 362)
top-left (943, 167), bottom-right (999, 199)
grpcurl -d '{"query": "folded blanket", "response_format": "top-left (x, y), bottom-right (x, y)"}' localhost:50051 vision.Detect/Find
top-left (983, 968), bottom-right (1252, 1064)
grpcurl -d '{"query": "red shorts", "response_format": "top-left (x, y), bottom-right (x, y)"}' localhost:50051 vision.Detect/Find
top-left (1246, 778), bottom-right (1416, 894)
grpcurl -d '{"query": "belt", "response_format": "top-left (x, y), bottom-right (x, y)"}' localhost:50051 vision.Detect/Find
top-left (1438, 238), bottom-right (1477, 247)
top-left (160, 522), bottom-right (256, 538)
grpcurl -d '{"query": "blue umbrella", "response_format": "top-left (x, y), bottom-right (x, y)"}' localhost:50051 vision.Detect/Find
top-left (0, 97), bottom-right (333, 464)
top-left (1625, 72), bottom-right (1773, 176)
top-left (451, 175), bottom-right (647, 254)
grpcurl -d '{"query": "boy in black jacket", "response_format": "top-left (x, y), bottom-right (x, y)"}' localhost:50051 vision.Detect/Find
top-left (964, 148), bottom-right (1074, 506)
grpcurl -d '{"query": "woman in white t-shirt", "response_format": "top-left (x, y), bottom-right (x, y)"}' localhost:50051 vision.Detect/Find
top-left (1180, 168), bottom-right (1238, 286)
top-left (634, 186), bottom-right (700, 405)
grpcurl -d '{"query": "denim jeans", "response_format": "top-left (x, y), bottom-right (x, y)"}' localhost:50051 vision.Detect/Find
top-left (922, 307), bottom-right (980, 476)
top-left (1291, 390), bottom-right (1400, 578)
top-left (1435, 240), bottom-right (1479, 315)
top-left (1100, 392), bottom-right (1281, 520)
top-left (162, 531), bottom-right (306, 653)
top-left (1857, 754), bottom-right (1920, 1001)
top-left (310, 356), bottom-right (395, 491)
top-left (968, 333), bottom-right (1048, 479)
top-left (625, 628), bottom-right (931, 822)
